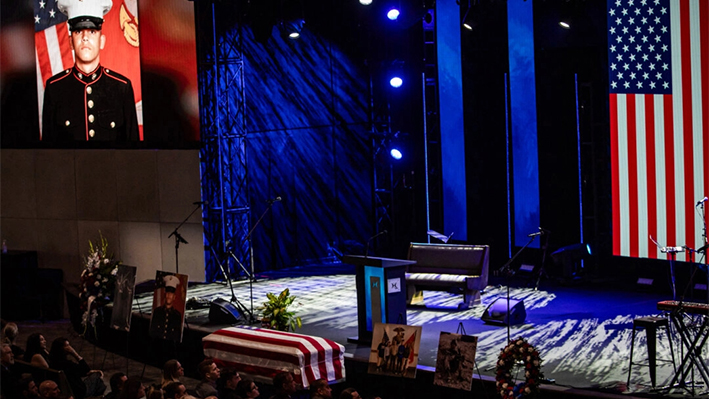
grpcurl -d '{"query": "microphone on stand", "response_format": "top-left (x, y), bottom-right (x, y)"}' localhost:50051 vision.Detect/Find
top-left (696, 197), bottom-right (708, 206)
top-left (365, 230), bottom-right (388, 258)
top-left (266, 196), bottom-right (282, 204)
top-left (527, 227), bottom-right (545, 238)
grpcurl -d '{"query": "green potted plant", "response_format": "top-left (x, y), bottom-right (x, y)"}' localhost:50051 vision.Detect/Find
top-left (259, 288), bottom-right (302, 332)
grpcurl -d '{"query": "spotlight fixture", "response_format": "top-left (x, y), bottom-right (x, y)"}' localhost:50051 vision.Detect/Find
top-left (559, 21), bottom-right (570, 29)
top-left (386, 59), bottom-right (405, 88)
top-left (386, 131), bottom-right (407, 161)
top-left (389, 76), bottom-right (403, 88)
top-left (360, 0), bottom-right (373, 4)
top-left (462, 1), bottom-right (473, 31)
top-left (280, 18), bottom-right (305, 39)
top-left (389, 148), bottom-right (403, 160)
top-left (387, 8), bottom-right (400, 20)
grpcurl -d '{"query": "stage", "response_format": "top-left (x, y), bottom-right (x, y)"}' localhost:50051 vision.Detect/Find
top-left (67, 262), bottom-right (699, 399)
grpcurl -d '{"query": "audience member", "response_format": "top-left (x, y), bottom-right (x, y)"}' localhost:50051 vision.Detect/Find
top-left (194, 359), bottom-right (220, 398)
top-left (161, 359), bottom-right (185, 388)
top-left (38, 380), bottom-right (61, 399)
top-left (309, 379), bottom-right (332, 399)
top-left (18, 376), bottom-right (41, 399)
top-left (269, 372), bottom-right (297, 399)
top-left (48, 337), bottom-right (105, 399)
top-left (25, 333), bottom-right (50, 368)
top-left (216, 368), bottom-right (241, 399)
top-left (163, 381), bottom-right (187, 399)
top-left (1, 343), bottom-right (19, 398)
top-left (235, 379), bottom-right (259, 399)
top-left (338, 388), bottom-right (379, 399)
top-left (118, 377), bottom-right (145, 399)
top-left (3, 322), bottom-right (26, 359)
top-left (147, 385), bottom-right (164, 399)
top-left (104, 372), bottom-right (128, 399)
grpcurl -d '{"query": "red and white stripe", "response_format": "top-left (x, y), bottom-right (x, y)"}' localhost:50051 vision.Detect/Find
top-left (34, 22), bottom-right (74, 139)
top-left (203, 327), bottom-right (345, 388)
top-left (611, 0), bottom-right (709, 260)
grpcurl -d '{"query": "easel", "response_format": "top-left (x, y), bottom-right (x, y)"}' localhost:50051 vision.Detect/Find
top-left (454, 322), bottom-right (486, 392)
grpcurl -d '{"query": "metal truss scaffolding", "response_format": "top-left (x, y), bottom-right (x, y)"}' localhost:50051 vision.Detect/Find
top-left (370, 70), bottom-right (394, 248)
top-left (194, 0), bottom-right (250, 282)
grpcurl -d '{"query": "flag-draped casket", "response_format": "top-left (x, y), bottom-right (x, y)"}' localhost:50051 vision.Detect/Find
top-left (202, 327), bottom-right (346, 388)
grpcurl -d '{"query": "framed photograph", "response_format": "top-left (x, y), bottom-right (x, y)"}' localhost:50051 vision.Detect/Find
top-left (433, 332), bottom-right (478, 390)
top-left (367, 322), bottom-right (422, 379)
top-left (149, 271), bottom-right (188, 342)
top-left (110, 264), bottom-right (137, 331)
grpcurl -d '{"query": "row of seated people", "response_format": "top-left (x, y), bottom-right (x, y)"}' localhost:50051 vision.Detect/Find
top-left (2, 341), bottom-right (72, 399)
top-left (2, 322), bottom-right (378, 399)
top-left (2, 322), bottom-right (104, 399)
top-left (147, 358), bottom-right (376, 399)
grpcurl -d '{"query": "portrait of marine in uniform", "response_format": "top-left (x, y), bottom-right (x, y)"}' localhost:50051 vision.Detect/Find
top-left (41, 0), bottom-right (139, 143)
top-left (149, 272), bottom-right (188, 343)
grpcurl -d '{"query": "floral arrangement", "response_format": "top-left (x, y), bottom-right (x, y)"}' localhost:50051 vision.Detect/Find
top-left (79, 232), bottom-right (120, 332)
top-left (495, 337), bottom-right (543, 398)
top-left (259, 288), bottom-right (302, 332)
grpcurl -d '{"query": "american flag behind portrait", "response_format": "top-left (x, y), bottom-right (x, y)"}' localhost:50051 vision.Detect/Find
top-left (608, 0), bottom-right (708, 260)
top-left (34, 0), bottom-right (143, 140)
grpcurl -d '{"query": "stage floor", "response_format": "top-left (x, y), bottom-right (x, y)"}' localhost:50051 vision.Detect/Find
top-left (129, 264), bottom-right (708, 397)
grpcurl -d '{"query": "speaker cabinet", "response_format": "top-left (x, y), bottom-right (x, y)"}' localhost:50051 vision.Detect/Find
top-left (481, 298), bottom-right (526, 325)
top-left (209, 298), bottom-right (241, 325)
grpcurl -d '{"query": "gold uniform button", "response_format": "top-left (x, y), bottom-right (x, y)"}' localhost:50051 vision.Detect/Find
top-left (89, 129), bottom-right (95, 137)
top-left (65, 120), bottom-right (70, 126)
top-left (110, 122), bottom-right (116, 128)
top-left (88, 115), bottom-right (95, 123)
top-left (88, 100), bottom-right (94, 108)
top-left (86, 86), bottom-right (92, 94)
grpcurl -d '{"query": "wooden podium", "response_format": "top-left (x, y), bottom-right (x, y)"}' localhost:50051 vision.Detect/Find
top-left (343, 255), bottom-right (415, 343)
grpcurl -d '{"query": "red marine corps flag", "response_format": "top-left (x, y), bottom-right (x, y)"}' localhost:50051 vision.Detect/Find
top-left (34, 0), bottom-right (143, 140)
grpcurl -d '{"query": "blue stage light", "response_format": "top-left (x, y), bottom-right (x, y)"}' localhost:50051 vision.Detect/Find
top-left (280, 18), bottom-right (305, 39)
top-left (390, 148), bottom-right (403, 160)
top-left (389, 76), bottom-right (403, 88)
top-left (387, 8), bottom-right (400, 20)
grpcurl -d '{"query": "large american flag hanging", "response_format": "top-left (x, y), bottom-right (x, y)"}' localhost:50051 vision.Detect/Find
top-left (608, 0), bottom-right (709, 260)
top-left (34, 0), bottom-right (72, 138)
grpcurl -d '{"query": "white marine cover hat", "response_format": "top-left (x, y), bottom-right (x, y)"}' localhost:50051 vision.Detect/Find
top-left (163, 275), bottom-right (180, 293)
top-left (57, 0), bottom-right (113, 31)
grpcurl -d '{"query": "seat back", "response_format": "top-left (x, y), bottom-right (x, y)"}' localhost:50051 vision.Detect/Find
top-left (13, 359), bottom-right (74, 398)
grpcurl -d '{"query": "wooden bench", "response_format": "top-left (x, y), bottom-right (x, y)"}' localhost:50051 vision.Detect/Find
top-left (405, 243), bottom-right (490, 309)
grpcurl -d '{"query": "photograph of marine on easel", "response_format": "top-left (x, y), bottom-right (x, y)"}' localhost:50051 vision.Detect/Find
top-left (433, 332), bottom-right (478, 390)
top-left (368, 322), bottom-right (422, 378)
top-left (110, 264), bottom-right (137, 331)
top-left (149, 271), bottom-right (188, 343)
